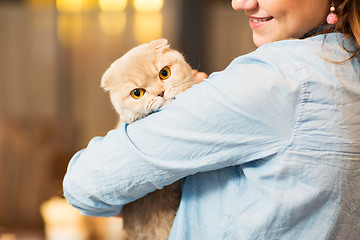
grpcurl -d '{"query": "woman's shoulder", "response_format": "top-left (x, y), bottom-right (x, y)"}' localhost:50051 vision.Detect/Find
top-left (225, 32), bottom-right (357, 81)
top-left (249, 32), bottom-right (354, 63)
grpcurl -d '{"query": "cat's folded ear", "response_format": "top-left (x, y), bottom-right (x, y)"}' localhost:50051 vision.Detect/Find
top-left (148, 39), bottom-right (170, 51)
top-left (101, 67), bottom-right (114, 92)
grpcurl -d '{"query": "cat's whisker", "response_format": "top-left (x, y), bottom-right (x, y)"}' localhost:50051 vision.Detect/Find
top-left (172, 72), bottom-right (195, 88)
top-left (173, 74), bottom-right (193, 87)
top-left (166, 74), bottom-right (196, 98)
top-left (170, 76), bottom-right (195, 89)
top-left (177, 82), bottom-right (196, 91)
top-left (147, 97), bottom-right (165, 113)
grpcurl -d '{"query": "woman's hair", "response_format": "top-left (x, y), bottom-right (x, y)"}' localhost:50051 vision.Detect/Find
top-left (334, 0), bottom-right (360, 48)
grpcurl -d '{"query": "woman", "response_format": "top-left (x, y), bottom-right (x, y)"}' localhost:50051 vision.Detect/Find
top-left (63, 0), bottom-right (360, 239)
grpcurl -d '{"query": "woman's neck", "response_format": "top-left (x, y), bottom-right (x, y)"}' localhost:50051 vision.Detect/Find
top-left (300, 23), bottom-right (336, 39)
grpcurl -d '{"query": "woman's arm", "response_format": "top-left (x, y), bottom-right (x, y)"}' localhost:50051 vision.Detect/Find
top-left (63, 50), bottom-right (298, 217)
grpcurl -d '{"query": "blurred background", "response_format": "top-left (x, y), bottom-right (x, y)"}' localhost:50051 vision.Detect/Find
top-left (0, 0), bottom-right (255, 239)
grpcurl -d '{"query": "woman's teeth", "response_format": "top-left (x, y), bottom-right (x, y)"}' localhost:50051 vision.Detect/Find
top-left (251, 17), bottom-right (274, 22)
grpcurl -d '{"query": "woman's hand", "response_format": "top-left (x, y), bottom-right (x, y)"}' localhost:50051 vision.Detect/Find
top-left (192, 70), bottom-right (208, 84)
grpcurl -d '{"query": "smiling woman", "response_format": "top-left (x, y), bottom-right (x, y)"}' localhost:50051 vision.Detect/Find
top-left (231, 0), bottom-right (329, 46)
top-left (62, 0), bottom-right (360, 239)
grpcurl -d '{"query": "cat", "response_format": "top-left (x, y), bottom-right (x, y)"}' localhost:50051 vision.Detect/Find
top-left (101, 39), bottom-right (198, 240)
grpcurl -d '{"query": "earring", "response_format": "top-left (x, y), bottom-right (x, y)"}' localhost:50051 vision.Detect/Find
top-left (326, 2), bottom-right (338, 25)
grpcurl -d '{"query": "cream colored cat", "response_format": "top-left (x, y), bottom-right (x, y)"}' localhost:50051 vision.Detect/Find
top-left (101, 39), bottom-right (197, 240)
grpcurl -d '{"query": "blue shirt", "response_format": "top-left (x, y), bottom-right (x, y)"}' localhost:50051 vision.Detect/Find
top-left (63, 33), bottom-right (360, 239)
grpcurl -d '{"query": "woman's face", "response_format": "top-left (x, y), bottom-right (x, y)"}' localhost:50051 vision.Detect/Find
top-left (232, 0), bottom-right (329, 46)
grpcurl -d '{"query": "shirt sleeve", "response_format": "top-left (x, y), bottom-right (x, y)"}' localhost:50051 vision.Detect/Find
top-left (63, 48), bottom-right (300, 216)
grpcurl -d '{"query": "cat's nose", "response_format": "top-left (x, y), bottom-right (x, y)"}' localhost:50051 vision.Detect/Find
top-left (158, 91), bottom-right (165, 97)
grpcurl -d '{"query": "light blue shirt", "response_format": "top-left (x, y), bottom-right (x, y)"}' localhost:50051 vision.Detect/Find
top-left (63, 33), bottom-right (360, 239)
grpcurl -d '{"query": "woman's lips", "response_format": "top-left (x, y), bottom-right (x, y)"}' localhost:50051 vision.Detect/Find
top-left (248, 16), bottom-right (274, 29)
top-left (250, 16), bottom-right (274, 22)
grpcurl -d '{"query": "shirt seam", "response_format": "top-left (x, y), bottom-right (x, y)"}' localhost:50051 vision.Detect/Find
top-left (280, 67), bottom-right (310, 154)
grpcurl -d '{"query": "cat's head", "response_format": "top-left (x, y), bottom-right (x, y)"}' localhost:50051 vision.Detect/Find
top-left (101, 39), bottom-right (195, 124)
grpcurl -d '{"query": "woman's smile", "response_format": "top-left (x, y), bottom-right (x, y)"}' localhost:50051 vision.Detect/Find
top-left (248, 16), bottom-right (274, 29)
top-left (232, 0), bottom-right (329, 46)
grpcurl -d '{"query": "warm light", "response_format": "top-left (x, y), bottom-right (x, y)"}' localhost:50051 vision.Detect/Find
top-left (56, 0), bottom-right (95, 13)
top-left (57, 0), bottom-right (82, 13)
top-left (134, 0), bottom-right (163, 12)
top-left (99, 12), bottom-right (127, 36)
top-left (41, 197), bottom-right (90, 240)
top-left (57, 14), bottom-right (83, 47)
top-left (134, 12), bottom-right (162, 44)
top-left (99, 0), bottom-right (127, 12)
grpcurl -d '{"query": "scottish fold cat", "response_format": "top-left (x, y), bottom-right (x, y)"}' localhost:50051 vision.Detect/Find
top-left (101, 39), bottom-right (199, 240)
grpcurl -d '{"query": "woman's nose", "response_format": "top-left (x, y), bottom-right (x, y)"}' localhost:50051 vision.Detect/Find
top-left (231, 0), bottom-right (258, 11)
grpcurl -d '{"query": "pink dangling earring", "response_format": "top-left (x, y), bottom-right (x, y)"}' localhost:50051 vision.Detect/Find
top-left (326, 2), bottom-right (338, 25)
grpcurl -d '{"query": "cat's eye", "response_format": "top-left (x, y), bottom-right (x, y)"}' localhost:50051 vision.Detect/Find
top-left (159, 66), bottom-right (171, 80)
top-left (130, 88), bottom-right (146, 99)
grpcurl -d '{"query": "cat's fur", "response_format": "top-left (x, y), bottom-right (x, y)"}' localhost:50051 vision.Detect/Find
top-left (101, 39), bottom-right (197, 240)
